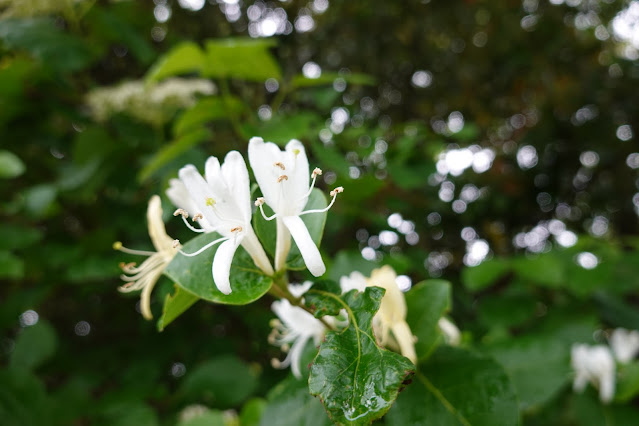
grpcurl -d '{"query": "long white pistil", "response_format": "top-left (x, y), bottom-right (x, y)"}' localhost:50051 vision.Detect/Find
top-left (113, 241), bottom-right (155, 257)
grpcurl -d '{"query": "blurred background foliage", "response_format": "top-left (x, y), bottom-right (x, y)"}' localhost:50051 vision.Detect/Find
top-left (2, 0), bottom-right (639, 424)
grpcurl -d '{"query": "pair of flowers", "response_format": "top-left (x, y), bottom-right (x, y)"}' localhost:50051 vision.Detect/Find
top-left (571, 328), bottom-right (639, 403)
top-left (116, 138), bottom-right (343, 318)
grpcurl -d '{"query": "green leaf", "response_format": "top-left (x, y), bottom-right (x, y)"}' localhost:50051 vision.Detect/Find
top-left (138, 128), bottom-right (211, 182)
top-left (239, 398), bottom-right (267, 426)
top-left (253, 188), bottom-right (327, 270)
top-left (405, 279), bottom-right (451, 361)
top-left (157, 285), bottom-right (199, 331)
top-left (0, 150), bottom-right (25, 178)
top-left (0, 369), bottom-right (49, 425)
top-left (10, 321), bottom-right (57, 371)
top-left (173, 96), bottom-right (245, 137)
top-left (164, 232), bottom-right (273, 305)
top-left (483, 332), bottom-right (570, 411)
top-left (328, 250), bottom-right (377, 283)
top-left (0, 18), bottom-right (94, 72)
top-left (461, 258), bottom-right (511, 292)
top-left (615, 362), bottom-right (639, 403)
top-left (179, 355), bottom-right (258, 407)
top-left (386, 347), bottom-right (519, 426)
top-left (259, 376), bottom-right (331, 426)
top-left (98, 402), bottom-right (159, 426)
top-left (308, 287), bottom-right (415, 425)
top-left (0, 251), bottom-right (24, 279)
top-left (203, 38), bottom-right (281, 82)
top-left (303, 281), bottom-right (344, 318)
top-left (241, 112), bottom-right (321, 145)
top-left (146, 41), bottom-right (206, 82)
top-left (290, 72), bottom-right (376, 89)
top-left (512, 254), bottom-right (565, 288)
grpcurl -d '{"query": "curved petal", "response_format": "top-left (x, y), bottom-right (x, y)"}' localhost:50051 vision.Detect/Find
top-left (147, 195), bottom-right (175, 253)
top-left (284, 139), bottom-right (310, 204)
top-left (390, 320), bottom-right (417, 364)
top-left (179, 164), bottom-right (227, 235)
top-left (248, 137), bottom-right (285, 209)
top-left (282, 215), bottom-right (325, 276)
top-left (212, 237), bottom-right (243, 295)
top-left (220, 151), bottom-right (252, 223)
top-left (166, 179), bottom-right (214, 231)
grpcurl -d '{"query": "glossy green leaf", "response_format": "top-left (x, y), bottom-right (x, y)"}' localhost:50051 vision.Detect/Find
top-left (11, 321), bottom-right (57, 371)
top-left (0, 150), bottom-right (25, 178)
top-left (308, 287), bottom-right (415, 425)
top-left (303, 280), bottom-right (343, 318)
top-left (405, 279), bottom-right (451, 361)
top-left (173, 96), bottom-right (245, 137)
top-left (164, 232), bottom-right (273, 305)
top-left (146, 41), bottom-right (206, 82)
top-left (260, 376), bottom-right (332, 426)
top-left (179, 355), bottom-right (258, 407)
top-left (386, 347), bottom-right (519, 426)
top-left (157, 285), bottom-right (199, 332)
top-left (138, 128), bottom-right (211, 182)
top-left (253, 188), bottom-right (327, 270)
top-left (203, 38), bottom-right (281, 81)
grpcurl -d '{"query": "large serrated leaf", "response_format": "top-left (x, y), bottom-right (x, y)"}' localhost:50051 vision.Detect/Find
top-left (308, 287), bottom-right (415, 425)
top-left (405, 279), bottom-right (451, 361)
top-left (253, 188), bottom-right (327, 270)
top-left (164, 232), bottom-right (272, 305)
top-left (386, 347), bottom-right (519, 426)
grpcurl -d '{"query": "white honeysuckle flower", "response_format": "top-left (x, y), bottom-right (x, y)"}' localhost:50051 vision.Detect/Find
top-left (115, 195), bottom-right (179, 320)
top-left (269, 283), bottom-right (327, 378)
top-left (174, 151), bottom-right (274, 295)
top-left (248, 137), bottom-right (343, 277)
top-left (166, 178), bottom-right (214, 232)
top-left (437, 317), bottom-right (461, 346)
top-left (571, 344), bottom-right (616, 404)
top-left (340, 266), bottom-right (417, 364)
top-left (610, 328), bottom-right (639, 363)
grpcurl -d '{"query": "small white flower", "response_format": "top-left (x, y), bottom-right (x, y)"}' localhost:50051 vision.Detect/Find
top-left (115, 195), bottom-right (178, 320)
top-left (340, 266), bottom-right (417, 364)
top-left (610, 328), bottom-right (639, 363)
top-left (173, 151), bottom-right (274, 295)
top-left (571, 344), bottom-right (616, 403)
top-left (248, 137), bottom-right (343, 277)
top-left (269, 283), bottom-right (327, 378)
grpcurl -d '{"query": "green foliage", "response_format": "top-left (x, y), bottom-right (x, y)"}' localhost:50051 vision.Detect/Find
top-left (203, 38), bottom-right (281, 81)
top-left (164, 232), bottom-right (273, 305)
top-left (260, 376), bottom-right (331, 426)
top-left (157, 285), bottom-right (199, 332)
top-left (0, 150), bottom-right (25, 178)
top-left (405, 280), bottom-right (451, 361)
top-left (386, 347), bottom-right (519, 426)
top-left (10, 321), bottom-right (57, 371)
top-left (146, 42), bottom-right (206, 82)
top-left (307, 286), bottom-right (415, 425)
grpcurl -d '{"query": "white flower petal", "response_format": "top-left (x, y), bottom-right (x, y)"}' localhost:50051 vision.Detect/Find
top-left (220, 151), bottom-right (252, 223)
top-left (212, 237), bottom-right (243, 295)
top-left (282, 215), bottom-right (325, 276)
top-left (284, 139), bottom-right (310, 203)
top-left (147, 195), bottom-right (175, 253)
top-left (178, 164), bottom-right (221, 232)
top-left (391, 320), bottom-right (417, 364)
top-left (340, 271), bottom-right (367, 293)
top-left (248, 137), bottom-right (285, 209)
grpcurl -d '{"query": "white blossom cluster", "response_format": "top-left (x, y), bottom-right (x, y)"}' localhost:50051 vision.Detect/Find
top-left (86, 78), bottom-right (215, 125)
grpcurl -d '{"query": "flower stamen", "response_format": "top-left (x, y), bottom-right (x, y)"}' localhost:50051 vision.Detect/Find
top-left (177, 236), bottom-right (229, 257)
top-left (274, 162), bottom-right (286, 170)
top-left (299, 186), bottom-right (344, 216)
top-left (113, 241), bottom-right (155, 256)
top-left (277, 175), bottom-right (288, 183)
top-left (299, 167), bottom-right (323, 200)
top-left (174, 209), bottom-right (205, 233)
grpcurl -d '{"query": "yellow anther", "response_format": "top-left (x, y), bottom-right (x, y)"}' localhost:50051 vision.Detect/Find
top-left (192, 213), bottom-right (203, 222)
top-left (312, 167), bottom-right (323, 178)
top-left (173, 208), bottom-right (188, 218)
top-left (231, 226), bottom-right (243, 233)
top-left (273, 162), bottom-right (286, 170)
top-left (113, 241), bottom-right (123, 250)
top-left (255, 197), bottom-right (265, 207)
top-left (277, 175), bottom-right (288, 183)
top-left (330, 186), bottom-right (344, 197)
top-left (206, 197), bottom-right (216, 207)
